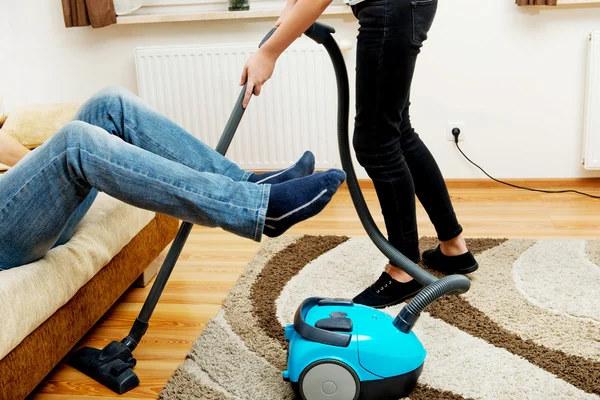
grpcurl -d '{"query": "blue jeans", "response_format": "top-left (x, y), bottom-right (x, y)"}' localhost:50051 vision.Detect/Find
top-left (0, 87), bottom-right (269, 270)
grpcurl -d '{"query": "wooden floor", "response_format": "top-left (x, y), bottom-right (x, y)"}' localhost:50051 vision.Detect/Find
top-left (30, 182), bottom-right (600, 399)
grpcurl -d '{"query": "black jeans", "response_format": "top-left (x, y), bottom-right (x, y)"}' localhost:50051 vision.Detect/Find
top-left (352, 0), bottom-right (462, 263)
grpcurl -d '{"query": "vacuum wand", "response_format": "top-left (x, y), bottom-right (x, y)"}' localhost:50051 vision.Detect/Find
top-left (124, 25), bottom-right (279, 349)
top-left (217, 28), bottom-right (275, 152)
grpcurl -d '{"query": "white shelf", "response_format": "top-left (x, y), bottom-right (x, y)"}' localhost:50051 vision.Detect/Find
top-left (116, 5), bottom-right (352, 24)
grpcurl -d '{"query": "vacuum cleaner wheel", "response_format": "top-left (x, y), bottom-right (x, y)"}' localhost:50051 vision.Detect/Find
top-left (299, 360), bottom-right (360, 400)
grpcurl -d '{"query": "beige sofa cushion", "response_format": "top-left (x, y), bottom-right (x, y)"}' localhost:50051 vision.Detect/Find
top-left (2, 103), bottom-right (80, 149)
top-left (0, 193), bottom-right (155, 360)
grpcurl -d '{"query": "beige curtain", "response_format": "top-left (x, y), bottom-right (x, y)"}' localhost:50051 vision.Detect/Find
top-left (516, 0), bottom-right (558, 5)
top-left (61, 0), bottom-right (117, 28)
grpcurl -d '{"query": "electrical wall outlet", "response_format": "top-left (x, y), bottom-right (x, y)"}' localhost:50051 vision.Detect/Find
top-left (447, 122), bottom-right (465, 141)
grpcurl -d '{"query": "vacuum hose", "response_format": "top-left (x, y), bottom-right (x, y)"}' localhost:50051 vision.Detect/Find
top-left (305, 23), bottom-right (471, 333)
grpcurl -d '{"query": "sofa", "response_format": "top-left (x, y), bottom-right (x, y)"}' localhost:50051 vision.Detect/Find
top-left (0, 105), bottom-right (179, 399)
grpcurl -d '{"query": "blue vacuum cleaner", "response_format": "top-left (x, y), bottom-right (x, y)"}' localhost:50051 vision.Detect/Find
top-left (69, 22), bottom-right (470, 399)
top-left (283, 298), bottom-right (426, 400)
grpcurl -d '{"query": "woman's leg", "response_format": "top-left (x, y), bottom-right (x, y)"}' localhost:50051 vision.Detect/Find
top-left (351, 0), bottom-right (424, 308)
top-left (0, 121), bottom-right (343, 269)
top-left (352, 0), bottom-right (472, 307)
top-left (352, 0), bottom-right (428, 264)
top-left (398, 103), bottom-right (479, 273)
top-left (399, 104), bottom-right (464, 248)
top-left (74, 86), bottom-right (315, 184)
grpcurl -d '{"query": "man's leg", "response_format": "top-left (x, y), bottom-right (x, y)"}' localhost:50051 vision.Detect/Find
top-left (53, 190), bottom-right (98, 247)
top-left (1, 121), bottom-right (343, 269)
top-left (74, 87), bottom-right (315, 184)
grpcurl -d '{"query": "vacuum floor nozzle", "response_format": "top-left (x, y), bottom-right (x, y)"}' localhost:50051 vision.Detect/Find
top-left (68, 341), bottom-right (140, 394)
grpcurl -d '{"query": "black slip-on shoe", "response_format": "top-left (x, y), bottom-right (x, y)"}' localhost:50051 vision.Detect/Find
top-left (422, 246), bottom-right (479, 274)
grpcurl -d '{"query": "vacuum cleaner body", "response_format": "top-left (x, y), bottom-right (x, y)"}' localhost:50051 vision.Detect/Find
top-left (284, 298), bottom-right (425, 400)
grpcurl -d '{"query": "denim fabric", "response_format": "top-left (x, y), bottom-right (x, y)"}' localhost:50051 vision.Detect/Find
top-left (0, 87), bottom-right (268, 270)
top-left (352, 0), bottom-right (462, 262)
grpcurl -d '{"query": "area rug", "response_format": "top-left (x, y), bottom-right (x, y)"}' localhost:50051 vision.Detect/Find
top-left (159, 236), bottom-right (600, 400)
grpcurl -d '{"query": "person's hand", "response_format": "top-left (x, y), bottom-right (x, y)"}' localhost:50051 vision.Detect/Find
top-left (240, 48), bottom-right (277, 108)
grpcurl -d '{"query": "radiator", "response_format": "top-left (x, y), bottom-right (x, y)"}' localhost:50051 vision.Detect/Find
top-left (135, 40), bottom-right (348, 171)
top-left (583, 31), bottom-right (600, 170)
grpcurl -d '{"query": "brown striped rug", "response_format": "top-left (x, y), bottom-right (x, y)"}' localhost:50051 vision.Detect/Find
top-left (160, 236), bottom-right (600, 400)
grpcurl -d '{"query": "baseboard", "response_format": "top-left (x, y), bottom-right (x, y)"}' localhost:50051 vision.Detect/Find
top-left (348, 178), bottom-right (600, 190)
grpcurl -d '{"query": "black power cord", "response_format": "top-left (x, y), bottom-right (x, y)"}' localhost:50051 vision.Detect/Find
top-left (451, 128), bottom-right (600, 199)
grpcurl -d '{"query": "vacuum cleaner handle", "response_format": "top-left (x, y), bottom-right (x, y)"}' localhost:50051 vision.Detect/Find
top-left (293, 297), bottom-right (352, 348)
top-left (259, 27), bottom-right (277, 47)
top-left (219, 22), bottom-right (326, 153)
top-left (217, 28), bottom-right (277, 154)
top-left (304, 22), bottom-right (336, 44)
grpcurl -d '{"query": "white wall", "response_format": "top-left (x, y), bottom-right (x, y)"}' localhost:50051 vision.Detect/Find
top-left (2, 0), bottom-right (600, 178)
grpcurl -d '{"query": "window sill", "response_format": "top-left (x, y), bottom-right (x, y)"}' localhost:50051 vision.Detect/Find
top-left (116, 5), bottom-right (353, 24)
